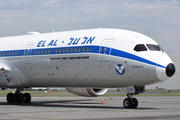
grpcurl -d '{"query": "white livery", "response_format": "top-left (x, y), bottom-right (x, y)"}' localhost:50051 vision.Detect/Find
top-left (0, 28), bottom-right (175, 108)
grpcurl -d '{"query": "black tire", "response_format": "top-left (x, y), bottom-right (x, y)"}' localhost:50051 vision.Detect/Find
top-left (7, 93), bottom-right (14, 103)
top-left (132, 98), bottom-right (138, 108)
top-left (24, 93), bottom-right (31, 103)
top-left (20, 93), bottom-right (24, 103)
top-left (14, 93), bottom-right (24, 103)
top-left (123, 98), bottom-right (133, 108)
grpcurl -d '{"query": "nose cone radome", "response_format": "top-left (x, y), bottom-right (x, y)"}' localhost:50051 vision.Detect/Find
top-left (166, 63), bottom-right (175, 77)
top-left (156, 55), bottom-right (175, 81)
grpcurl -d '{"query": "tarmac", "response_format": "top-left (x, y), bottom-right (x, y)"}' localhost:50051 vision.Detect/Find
top-left (0, 96), bottom-right (180, 120)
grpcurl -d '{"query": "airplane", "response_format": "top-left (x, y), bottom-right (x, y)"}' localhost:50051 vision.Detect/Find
top-left (0, 28), bottom-right (175, 108)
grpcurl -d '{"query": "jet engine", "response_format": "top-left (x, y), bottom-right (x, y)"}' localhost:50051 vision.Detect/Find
top-left (66, 88), bottom-right (108, 97)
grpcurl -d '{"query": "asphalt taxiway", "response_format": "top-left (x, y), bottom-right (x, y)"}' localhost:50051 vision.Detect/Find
top-left (0, 96), bottom-right (180, 120)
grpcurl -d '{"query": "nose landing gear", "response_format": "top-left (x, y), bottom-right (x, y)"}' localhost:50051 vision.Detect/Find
top-left (123, 95), bottom-right (138, 108)
top-left (6, 88), bottom-right (31, 103)
top-left (123, 86), bottom-right (144, 109)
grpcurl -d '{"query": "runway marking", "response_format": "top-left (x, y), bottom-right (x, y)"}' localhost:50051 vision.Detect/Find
top-left (0, 115), bottom-right (61, 120)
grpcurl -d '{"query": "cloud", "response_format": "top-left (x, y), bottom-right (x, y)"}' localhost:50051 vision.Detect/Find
top-left (0, 0), bottom-right (30, 6)
top-left (0, 0), bottom-right (179, 36)
top-left (0, 0), bottom-right (32, 10)
top-left (0, 0), bottom-right (179, 40)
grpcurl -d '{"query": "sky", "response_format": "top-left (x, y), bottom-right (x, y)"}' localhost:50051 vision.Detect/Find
top-left (0, 0), bottom-right (179, 89)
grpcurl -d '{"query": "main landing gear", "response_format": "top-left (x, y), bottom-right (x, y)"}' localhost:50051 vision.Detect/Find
top-left (6, 88), bottom-right (31, 103)
top-left (123, 86), bottom-right (145, 109)
top-left (123, 95), bottom-right (138, 108)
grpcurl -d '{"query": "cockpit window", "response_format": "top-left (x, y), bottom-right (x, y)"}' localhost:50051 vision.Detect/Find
top-left (157, 45), bottom-right (164, 52)
top-left (146, 44), bottom-right (161, 51)
top-left (134, 44), bottom-right (147, 52)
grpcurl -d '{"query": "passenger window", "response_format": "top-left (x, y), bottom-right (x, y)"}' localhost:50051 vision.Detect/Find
top-left (15, 51), bottom-right (17, 55)
top-left (63, 48), bottom-right (66, 53)
top-left (3, 52), bottom-right (5, 56)
top-left (35, 50), bottom-right (37, 54)
top-left (83, 47), bottom-right (86, 52)
top-left (71, 48), bottom-right (73, 52)
top-left (9, 52), bottom-right (11, 56)
top-left (48, 49), bottom-right (51, 54)
top-left (56, 49), bottom-right (58, 53)
top-left (38, 50), bottom-right (40, 54)
top-left (6, 52), bottom-right (8, 56)
top-left (0, 52), bottom-right (2, 56)
top-left (146, 44), bottom-right (161, 51)
top-left (67, 48), bottom-right (70, 53)
top-left (60, 48), bottom-right (62, 53)
top-left (101, 46), bottom-right (103, 51)
top-left (12, 51), bottom-right (14, 56)
top-left (79, 47), bottom-right (82, 52)
top-left (88, 47), bottom-right (90, 52)
top-left (45, 49), bottom-right (47, 54)
top-left (42, 50), bottom-right (44, 54)
top-left (75, 48), bottom-right (77, 52)
top-left (134, 44), bottom-right (147, 52)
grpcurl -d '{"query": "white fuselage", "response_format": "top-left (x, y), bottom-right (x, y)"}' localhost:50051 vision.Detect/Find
top-left (0, 28), bottom-right (174, 88)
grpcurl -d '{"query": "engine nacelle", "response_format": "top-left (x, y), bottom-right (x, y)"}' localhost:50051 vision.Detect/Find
top-left (66, 88), bottom-right (108, 97)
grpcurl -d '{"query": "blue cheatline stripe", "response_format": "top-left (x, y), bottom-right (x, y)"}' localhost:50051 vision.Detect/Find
top-left (111, 48), bottom-right (165, 68)
top-left (0, 45), bottom-right (165, 68)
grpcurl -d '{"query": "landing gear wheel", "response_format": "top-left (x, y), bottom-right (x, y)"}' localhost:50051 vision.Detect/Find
top-left (24, 93), bottom-right (31, 103)
top-left (14, 93), bottom-right (24, 103)
top-left (132, 98), bottom-right (138, 108)
top-left (123, 98), bottom-right (133, 108)
top-left (7, 93), bottom-right (14, 103)
top-left (6, 88), bottom-right (32, 104)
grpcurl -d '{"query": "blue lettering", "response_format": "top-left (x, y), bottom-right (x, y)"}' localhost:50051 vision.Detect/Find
top-left (42, 40), bottom-right (46, 47)
top-left (68, 38), bottom-right (74, 45)
top-left (81, 36), bottom-right (88, 44)
top-left (48, 40), bottom-right (54, 46)
top-left (37, 41), bottom-right (43, 47)
top-left (72, 38), bottom-right (80, 45)
top-left (53, 39), bottom-right (58, 46)
top-left (86, 37), bottom-right (95, 44)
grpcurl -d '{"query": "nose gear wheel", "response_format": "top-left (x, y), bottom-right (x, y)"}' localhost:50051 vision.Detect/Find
top-left (123, 97), bottom-right (138, 109)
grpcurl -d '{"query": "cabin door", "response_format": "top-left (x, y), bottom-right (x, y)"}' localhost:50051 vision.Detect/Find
top-left (99, 39), bottom-right (114, 61)
top-left (23, 44), bottom-right (33, 64)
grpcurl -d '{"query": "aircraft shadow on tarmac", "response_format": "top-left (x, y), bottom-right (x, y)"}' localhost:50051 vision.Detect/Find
top-left (0, 99), bottom-right (159, 110)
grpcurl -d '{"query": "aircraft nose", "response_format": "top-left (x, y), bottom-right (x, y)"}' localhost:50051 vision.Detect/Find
top-left (166, 63), bottom-right (175, 77)
top-left (156, 54), bottom-right (175, 81)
